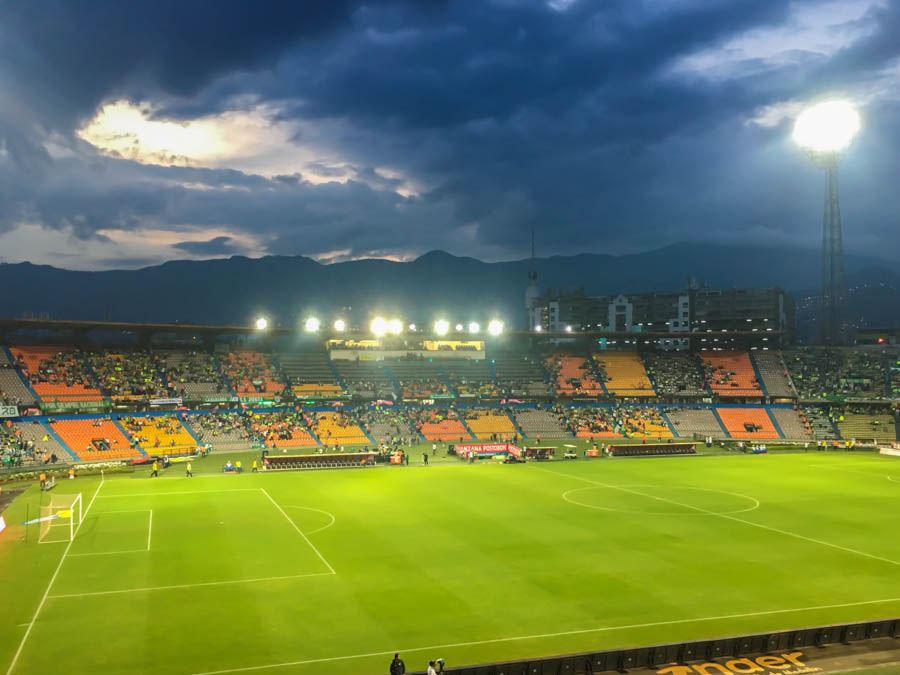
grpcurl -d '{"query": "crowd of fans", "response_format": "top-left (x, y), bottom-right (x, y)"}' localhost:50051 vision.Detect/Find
top-left (90, 352), bottom-right (169, 400)
top-left (785, 348), bottom-right (898, 400)
top-left (17, 349), bottom-right (95, 391)
top-left (643, 352), bottom-right (706, 396)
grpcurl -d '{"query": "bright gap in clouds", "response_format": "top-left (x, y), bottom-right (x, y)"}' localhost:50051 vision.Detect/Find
top-left (77, 100), bottom-right (353, 183)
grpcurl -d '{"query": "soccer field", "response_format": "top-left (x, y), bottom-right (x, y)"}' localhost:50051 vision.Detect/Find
top-left (2, 452), bottom-right (899, 675)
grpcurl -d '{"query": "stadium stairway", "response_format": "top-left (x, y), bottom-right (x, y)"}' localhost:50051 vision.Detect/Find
top-left (2, 346), bottom-right (42, 403)
top-left (749, 353), bottom-right (769, 397)
top-left (765, 408), bottom-right (786, 439)
top-left (112, 418), bottom-right (148, 456)
top-left (301, 417), bottom-right (322, 446)
top-left (82, 356), bottom-right (107, 401)
top-left (435, 365), bottom-right (458, 398)
top-left (41, 420), bottom-right (80, 461)
top-left (181, 416), bottom-right (203, 444)
top-left (212, 355), bottom-right (237, 398)
top-left (381, 365), bottom-right (402, 398)
top-left (659, 408), bottom-right (678, 437)
top-left (509, 410), bottom-right (526, 439)
top-left (711, 408), bottom-right (732, 438)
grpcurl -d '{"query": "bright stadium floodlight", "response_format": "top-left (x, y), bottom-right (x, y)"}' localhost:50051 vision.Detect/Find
top-left (792, 99), bottom-right (860, 346)
top-left (455, 323), bottom-right (463, 332)
top-left (304, 317), bottom-right (320, 333)
top-left (565, 325), bottom-right (573, 332)
top-left (333, 318), bottom-right (346, 332)
top-left (468, 321), bottom-right (480, 334)
top-left (371, 316), bottom-right (388, 337)
top-left (534, 325), bottom-right (542, 332)
top-left (792, 100), bottom-right (860, 155)
top-left (487, 319), bottom-right (504, 336)
top-left (408, 323), bottom-right (417, 332)
top-left (388, 318), bottom-right (403, 335)
top-left (434, 319), bottom-right (450, 336)
top-left (255, 317), bottom-right (268, 331)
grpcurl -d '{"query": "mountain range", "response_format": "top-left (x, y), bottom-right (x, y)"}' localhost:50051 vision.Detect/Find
top-left (1, 243), bottom-right (897, 338)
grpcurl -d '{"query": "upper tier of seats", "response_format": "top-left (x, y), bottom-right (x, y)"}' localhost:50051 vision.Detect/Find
top-left (89, 351), bottom-right (169, 401)
top-left (335, 361), bottom-right (395, 400)
top-left (386, 359), bottom-right (450, 400)
top-left (12, 346), bottom-right (103, 402)
top-left (278, 352), bottom-right (343, 398)
top-left (0, 365), bottom-right (38, 406)
top-left (223, 351), bottom-right (285, 397)
top-left (643, 352), bottom-right (706, 397)
top-left (435, 359), bottom-right (498, 399)
top-left (701, 351), bottom-right (763, 398)
top-left (545, 355), bottom-right (603, 397)
top-left (752, 352), bottom-right (795, 398)
top-left (492, 355), bottom-right (551, 397)
top-left (785, 348), bottom-right (897, 400)
top-left (593, 352), bottom-right (655, 397)
top-left (158, 350), bottom-right (229, 398)
top-left (51, 418), bottom-right (142, 461)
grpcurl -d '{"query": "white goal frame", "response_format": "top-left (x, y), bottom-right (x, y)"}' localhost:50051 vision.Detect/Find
top-left (39, 493), bottom-right (82, 544)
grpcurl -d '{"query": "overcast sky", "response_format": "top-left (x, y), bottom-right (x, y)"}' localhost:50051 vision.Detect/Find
top-left (0, 0), bottom-right (897, 270)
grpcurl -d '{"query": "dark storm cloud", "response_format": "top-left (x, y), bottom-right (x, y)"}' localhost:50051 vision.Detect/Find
top-left (0, 0), bottom-right (898, 268)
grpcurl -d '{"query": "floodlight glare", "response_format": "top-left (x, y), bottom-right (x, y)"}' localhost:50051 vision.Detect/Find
top-left (487, 319), bottom-right (504, 336)
top-left (408, 323), bottom-right (417, 331)
top-left (455, 323), bottom-right (463, 332)
top-left (534, 325), bottom-right (542, 332)
top-left (468, 321), bottom-right (480, 334)
top-left (565, 325), bottom-right (573, 333)
top-left (255, 317), bottom-right (268, 331)
top-left (371, 316), bottom-right (388, 337)
top-left (434, 319), bottom-right (450, 336)
top-left (304, 317), bottom-right (320, 333)
top-left (387, 318), bottom-right (403, 335)
top-left (792, 100), bottom-right (860, 154)
top-left (333, 319), bottom-right (346, 332)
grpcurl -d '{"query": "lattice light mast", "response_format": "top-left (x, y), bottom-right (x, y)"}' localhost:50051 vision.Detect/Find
top-left (792, 100), bottom-right (860, 346)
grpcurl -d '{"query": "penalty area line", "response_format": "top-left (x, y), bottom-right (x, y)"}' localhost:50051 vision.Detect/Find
top-left (260, 489), bottom-right (336, 575)
top-left (188, 596), bottom-right (900, 675)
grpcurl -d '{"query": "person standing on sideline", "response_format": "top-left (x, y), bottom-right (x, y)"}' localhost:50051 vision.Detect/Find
top-left (427, 660), bottom-right (438, 675)
top-left (151, 460), bottom-right (159, 478)
top-left (185, 461), bottom-right (193, 478)
top-left (252, 459), bottom-right (258, 472)
top-left (423, 453), bottom-right (429, 466)
top-left (405, 452), bottom-right (409, 466)
top-left (389, 653), bottom-right (405, 675)
top-left (431, 442), bottom-right (437, 456)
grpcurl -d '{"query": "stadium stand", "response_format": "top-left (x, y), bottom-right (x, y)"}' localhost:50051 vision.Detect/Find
top-left (335, 360), bottom-right (396, 400)
top-left (308, 411), bottom-right (369, 445)
top-left (463, 408), bottom-right (517, 439)
top-left (716, 407), bottom-right (780, 439)
top-left (512, 408), bottom-right (571, 439)
top-left (50, 418), bottom-right (141, 461)
top-left (836, 410), bottom-right (897, 442)
top-left (410, 408), bottom-right (471, 441)
top-left (278, 351), bottom-right (344, 399)
top-left (802, 406), bottom-right (840, 440)
top-left (185, 412), bottom-right (252, 449)
top-left (387, 358), bottom-right (451, 400)
top-left (784, 347), bottom-right (893, 400)
top-left (642, 352), bottom-right (706, 397)
top-left (435, 359), bottom-right (499, 399)
top-left (89, 350), bottom-right (169, 401)
top-left (158, 350), bottom-right (229, 400)
top-left (561, 407), bottom-right (621, 438)
top-left (222, 351), bottom-right (285, 398)
top-left (355, 407), bottom-right (416, 444)
top-left (120, 415), bottom-right (197, 452)
top-left (12, 346), bottom-right (103, 402)
top-left (561, 405), bottom-right (672, 439)
top-left (250, 411), bottom-right (318, 448)
top-left (492, 355), bottom-right (552, 397)
top-left (2, 419), bottom-right (61, 466)
top-left (664, 407), bottom-right (725, 439)
top-left (752, 351), bottom-right (796, 398)
top-left (544, 355), bottom-right (603, 397)
top-left (0, 362), bottom-right (38, 406)
top-left (592, 352), bottom-right (655, 397)
top-left (769, 407), bottom-right (812, 439)
top-left (700, 350), bottom-right (763, 398)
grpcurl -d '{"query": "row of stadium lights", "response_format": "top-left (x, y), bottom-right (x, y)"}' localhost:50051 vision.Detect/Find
top-left (254, 316), bottom-right (505, 337)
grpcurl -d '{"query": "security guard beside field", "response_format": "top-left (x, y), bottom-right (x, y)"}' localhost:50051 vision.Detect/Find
top-left (389, 653), bottom-right (405, 675)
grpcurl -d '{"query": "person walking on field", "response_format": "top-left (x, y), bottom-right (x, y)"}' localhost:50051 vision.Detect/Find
top-left (150, 460), bottom-right (159, 478)
top-left (185, 461), bottom-right (193, 478)
top-left (423, 453), bottom-right (429, 466)
top-left (252, 459), bottom-right (258, 473)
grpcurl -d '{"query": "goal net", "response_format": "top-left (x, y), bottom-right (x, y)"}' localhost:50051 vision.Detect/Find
top-left (38, 493), bottom-right (82, 544)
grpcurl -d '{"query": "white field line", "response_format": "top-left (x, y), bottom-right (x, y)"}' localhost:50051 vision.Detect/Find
top-left (260, 489), bottom-right (336, 575)
top-left (188, 595), bottom-right (900, 675)
top-left (97, 488), bottom-right (260, 498)
top-left (6, 477), bottom-right (105, 675)
top-left (281, 506), bottom-right (336, 535)
top-left (147, 510), bottom-right (153, 551)
top-left (539, 468), bottom-right (900, 568)
top-left (68, 549), bottom-right (148, 557)
top-left (47, 572), bottom-right (333, 599)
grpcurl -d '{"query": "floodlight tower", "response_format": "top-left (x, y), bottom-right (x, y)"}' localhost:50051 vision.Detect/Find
top-left (792, 100), bottom-right (860, 346)
top-left (525, 227), bottom-right (540, 330)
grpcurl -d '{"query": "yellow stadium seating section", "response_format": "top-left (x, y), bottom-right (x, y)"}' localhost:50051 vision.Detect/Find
top-left (593, 352), bottom-right (655, 397)
top-left (121, 416), bottom-right (196, 451)
top-left (464, 411), bottom-right (516, 439)
top-left (312, 412), bottom-right (369, 445)
top-left (292, 383), bottom-right (343, 398)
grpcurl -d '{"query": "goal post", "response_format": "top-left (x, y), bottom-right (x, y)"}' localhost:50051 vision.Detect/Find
top-left (38, 493), bottom-right (82, 544)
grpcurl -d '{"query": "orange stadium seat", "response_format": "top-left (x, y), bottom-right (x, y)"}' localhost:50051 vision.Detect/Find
top-left (51, 419), bottom-right (142, 461)
top-left (702, 351), bottom-right (763, 397)
top-left (224, 351), bottom-right (285, 397)
top-left (592, 352), bottom-right (655, 397)
top-left (546, 355), bottom-right (602, 397)
top-left (13, 346), bottom-right (103, 402)
top-left (716, 407), bottom-right (780, 439)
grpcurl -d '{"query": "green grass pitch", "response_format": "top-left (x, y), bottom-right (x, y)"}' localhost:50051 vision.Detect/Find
top-left (1, 450), bottom-right (899, 675)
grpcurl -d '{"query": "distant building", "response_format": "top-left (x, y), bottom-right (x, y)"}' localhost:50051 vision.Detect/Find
top-left (530, 286), bottom-right (795, 347)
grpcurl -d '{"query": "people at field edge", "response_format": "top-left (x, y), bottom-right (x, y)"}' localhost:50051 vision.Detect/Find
top-left (185, 461), bottom-right (192, 478)
top-left (389, 653), bottom-right (405, 675)
top-left (252, 459), bottom-right (258, 472)
top-left (151, 460), bottom-right (159, 477)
